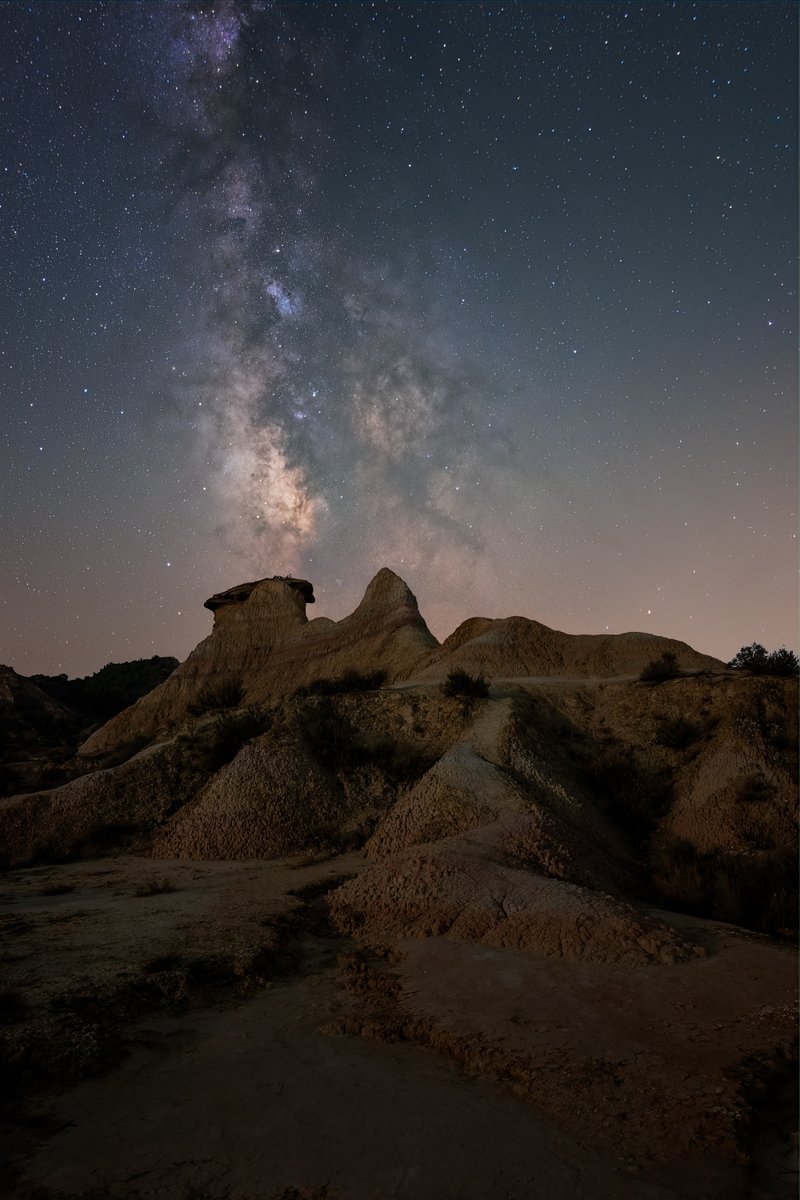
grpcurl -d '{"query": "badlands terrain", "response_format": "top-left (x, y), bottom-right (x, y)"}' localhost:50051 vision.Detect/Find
top-left (0, 570), bottom-right (797, 1200)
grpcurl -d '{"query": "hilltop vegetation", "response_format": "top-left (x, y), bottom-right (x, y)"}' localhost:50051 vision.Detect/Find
top-left (31, 656), bottom-right (179, 722)
top-left (727, 643), bottom-right (799, 677)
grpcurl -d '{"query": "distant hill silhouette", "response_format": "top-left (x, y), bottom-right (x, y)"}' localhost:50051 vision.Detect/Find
top-left (31, 655), bottom-right (179, 722)
top-left (0, 656), bottom-right (178, 797)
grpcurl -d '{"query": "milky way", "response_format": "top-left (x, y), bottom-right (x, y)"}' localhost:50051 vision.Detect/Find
top-left (1, 1), bottom-right (796, 674)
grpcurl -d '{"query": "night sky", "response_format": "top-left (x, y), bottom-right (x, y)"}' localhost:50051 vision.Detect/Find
top-left (2, 1), bottom-right (796, 677)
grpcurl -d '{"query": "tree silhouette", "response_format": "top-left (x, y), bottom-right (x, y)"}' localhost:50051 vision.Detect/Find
top-left (727, 643), bottom-right (798, 677)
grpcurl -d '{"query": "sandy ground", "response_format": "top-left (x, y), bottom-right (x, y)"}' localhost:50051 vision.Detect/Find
top-left (1, 854), bottom-right (797, 1200)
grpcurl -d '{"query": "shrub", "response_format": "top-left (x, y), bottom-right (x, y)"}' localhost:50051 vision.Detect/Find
top-left (178, 708), bottom-right (270, 773)
top-left (732, 773), bottom-right (782, 850)
top-left (585, 744), bottom-right (673, 845)
top-left (765, 647), bottom-right (799, 677)
top-left (295, 697), bottom-right (434, 783)
top-left (99, 734), bottom-right (151, 768)
top-left (369, 736), bottom-right (438, 784)
top-left (736, 772), bottom-right (775, 805)
top-left (728, 643), bottom-right (769, 673)
top-left (187, 678), bottom-right (245, 715)
top-left (639, 651), bottom-right (680, 683)
top-left (441, 669), bottom-right (490, 699)
top-left (0, 991), bottom-right (28, 1023)
top-left (710, 850), bottom-right (798, 936)
top-left (649, 835), bottom-right (705, 909)
top-left (728, 644), bottom-right (799, 677)
top-left (295, 697), bottom-right (364, 769)
top-left (209, 710), bottom-right (268, 768)
top-left (143, 953), bottom-right (184, 973)
top-left (298, 669), bottom-right (388, 696)
top-left (654, 716), bottom-right (702, 750)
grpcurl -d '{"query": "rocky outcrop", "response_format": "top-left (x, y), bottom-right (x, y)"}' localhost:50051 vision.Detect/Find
top-left (151, 731), bottom-right (346, 861)
top-left (77, 568), bottom-right (726, 762)
top-left (79, 569), bottom-right (438, 759)
top-left (0, 688), bottom-right (459, 869)
top-left (204, 575), bottom-right (315, 616)
top-left (329, 840), bottom-right (705, 966)
top-left (0, 665), bottom-right (85, 797)
top-left (543, 673), bottom-right (799, 856)
top-left (0, 571), bottom-right (795, 1200)
top-left (327, 686), bottom-right (706, 967)
top-left (365, 743), bottom-right (526, 860)
top-left (0, 664), bottom-right (82, 745)
top-left (2, 569), bottom-right (794, 955)
top-left (418, 616), bottom-right (723, 681)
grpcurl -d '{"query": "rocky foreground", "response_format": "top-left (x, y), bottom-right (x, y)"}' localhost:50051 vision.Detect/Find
top-left (0, 572), bottom-right (797, 1199)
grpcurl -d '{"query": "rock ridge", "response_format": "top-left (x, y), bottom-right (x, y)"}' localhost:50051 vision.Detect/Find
top-left (79, 569), bottom-right (438, 757)
top-left (77, 568), bottom-right (728, 759)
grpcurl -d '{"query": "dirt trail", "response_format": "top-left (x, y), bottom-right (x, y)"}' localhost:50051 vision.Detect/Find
top-left (456, 694), bottom-right (515, 759)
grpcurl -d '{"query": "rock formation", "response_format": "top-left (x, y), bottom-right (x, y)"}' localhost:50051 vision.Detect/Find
top-left (417, 614), bottom-right (723, 681)
top-left (78, 568), bottom-right (438, 758)
top-left (1, 571), bottom-right (796, 948)
top-left (78, 568), bottom-right (721, 761)
top-left (1, 570), bottom-right (796, 1198)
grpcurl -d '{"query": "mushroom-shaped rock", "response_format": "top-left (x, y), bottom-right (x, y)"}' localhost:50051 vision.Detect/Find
top-left (203, 576), bottom-right (314, 629)
top-left (79, 576), bottom-right (315, 757)
top-left (204, 576), bottom-right (314, 617)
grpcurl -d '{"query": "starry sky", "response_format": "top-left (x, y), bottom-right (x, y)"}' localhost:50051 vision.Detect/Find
top-left (1, 0), bottom-right (796, 677)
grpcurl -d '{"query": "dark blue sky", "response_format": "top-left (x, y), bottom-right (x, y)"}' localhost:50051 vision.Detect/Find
top-left (1, 1), bottom-right (796, 675)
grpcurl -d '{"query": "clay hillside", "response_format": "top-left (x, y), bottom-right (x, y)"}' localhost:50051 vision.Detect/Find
top-left (1, 570), bottom-right (797, 1200)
